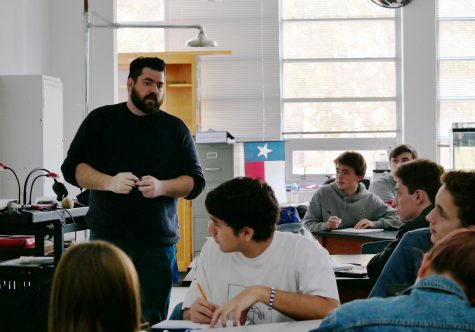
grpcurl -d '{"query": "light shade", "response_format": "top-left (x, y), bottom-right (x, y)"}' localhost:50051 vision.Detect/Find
top-left (371, 0), bottom-right (413, 8)
top-left (186, 30), bottom-right (218, 47)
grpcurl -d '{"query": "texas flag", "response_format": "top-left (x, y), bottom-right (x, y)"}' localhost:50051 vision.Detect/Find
top-left (244, 141), bottom-right (286, 203)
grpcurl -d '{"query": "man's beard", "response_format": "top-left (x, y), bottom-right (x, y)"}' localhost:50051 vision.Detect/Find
top-left (130, 86), bottom-right (162, 114)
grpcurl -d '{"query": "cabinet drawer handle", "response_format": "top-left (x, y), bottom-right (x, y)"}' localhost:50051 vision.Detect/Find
top-left (205, 167), bottom-right (221, 171)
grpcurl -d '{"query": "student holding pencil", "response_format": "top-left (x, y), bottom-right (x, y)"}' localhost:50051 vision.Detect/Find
top-left (182, 177), bottom-right (340, 327)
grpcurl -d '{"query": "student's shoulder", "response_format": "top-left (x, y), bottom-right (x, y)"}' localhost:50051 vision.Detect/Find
top-left (398, 227), bottom-right (432, 248)
top-left (275, 231), bottom-right (324, 252)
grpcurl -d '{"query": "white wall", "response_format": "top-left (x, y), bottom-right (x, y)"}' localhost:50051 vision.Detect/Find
top-left (0, 0), bottom-right (438, 195)
top-left (0, 0), bottom-right (50, 75)
top-left (0, 0), bottom-right (115, 197)
top-left (402, 0), bottom-right (437, 160)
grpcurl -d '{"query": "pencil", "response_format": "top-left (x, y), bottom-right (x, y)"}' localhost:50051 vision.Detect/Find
top-left (196, 282), bottom-right (208, 301)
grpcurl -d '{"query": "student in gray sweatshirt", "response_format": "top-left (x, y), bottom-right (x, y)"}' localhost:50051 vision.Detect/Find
top-left (303, 151), bottom-right (400, 232)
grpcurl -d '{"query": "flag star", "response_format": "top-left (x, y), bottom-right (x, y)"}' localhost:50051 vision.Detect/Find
top-left (257, 143), bottom-right (273, 159)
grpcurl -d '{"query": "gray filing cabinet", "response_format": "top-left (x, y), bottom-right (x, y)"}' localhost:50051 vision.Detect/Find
top-left (193, 143), bottom-right (234, 256)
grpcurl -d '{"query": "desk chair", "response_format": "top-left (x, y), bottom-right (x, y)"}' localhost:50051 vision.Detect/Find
top-left (169, 302), bottom-right (184, 320)
top-left (360, 240), bottom-right (392, 254)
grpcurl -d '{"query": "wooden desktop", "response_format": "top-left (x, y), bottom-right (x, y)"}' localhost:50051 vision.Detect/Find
top-left (314, 229), bottom-right (397, 254)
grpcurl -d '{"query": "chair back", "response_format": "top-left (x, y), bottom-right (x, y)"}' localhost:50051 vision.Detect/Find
top-left (361, 240), bottom-right (392, 254)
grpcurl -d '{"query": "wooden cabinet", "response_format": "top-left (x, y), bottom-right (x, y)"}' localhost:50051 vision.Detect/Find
top-left (118, 51), bottom-right (231, 271)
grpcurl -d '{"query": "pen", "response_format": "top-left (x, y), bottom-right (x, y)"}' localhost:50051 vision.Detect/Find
top-left (196, 281), bottom-right (208, 301)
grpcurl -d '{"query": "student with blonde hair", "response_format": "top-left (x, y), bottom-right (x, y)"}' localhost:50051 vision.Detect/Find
top-left (48, 241), bottom-right (143, 332)
top-left (315, 227), bottom-right (475, 331)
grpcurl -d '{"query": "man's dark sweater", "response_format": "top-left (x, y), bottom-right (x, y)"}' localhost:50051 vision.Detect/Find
top-left (61, 103), bottom-right (205, 245)
top-left (367, 205), bottom-right (433, 283)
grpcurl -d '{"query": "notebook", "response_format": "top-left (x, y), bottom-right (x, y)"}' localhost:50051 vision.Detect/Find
top-left (331, 228), bottom-right (384, 234)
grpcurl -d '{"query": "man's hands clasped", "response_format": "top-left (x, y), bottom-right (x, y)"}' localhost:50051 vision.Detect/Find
top-left (109, 172), bottom-right (164, 198)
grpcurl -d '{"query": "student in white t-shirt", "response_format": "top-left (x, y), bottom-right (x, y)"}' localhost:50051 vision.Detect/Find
top-left (182, 177), bottom-right (340, 327)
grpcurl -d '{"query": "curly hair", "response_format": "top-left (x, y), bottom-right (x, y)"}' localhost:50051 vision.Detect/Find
top-left (442, 171), bottom-right (475, 227)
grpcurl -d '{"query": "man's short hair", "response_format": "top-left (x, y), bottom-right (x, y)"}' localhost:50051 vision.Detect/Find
top-left (334, 151), bottom-right (367, 176)
top-left (205, 177), bottom-right (279, 241)
top-left (389, 144), bottom-right (418, 160)
top-left (394, 159), bottom-right (444, 204)
top-left (128, 57), bottom-right (166, 82)
top-left (442, 171), bottom-right (475, 227)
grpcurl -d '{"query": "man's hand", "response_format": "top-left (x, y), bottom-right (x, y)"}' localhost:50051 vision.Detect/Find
top-left (210, 286), bottom-right (264, 328)
top-left (108, 172), bottom-right (139, 194)
top-left (354, 219), bottom-right (374, 229)
top-left (189, 298), bottom-right (219, 324)
top-left (327, 216), bottom-right (342, 230)
top-left (137, 175), bottom-right (164, 198)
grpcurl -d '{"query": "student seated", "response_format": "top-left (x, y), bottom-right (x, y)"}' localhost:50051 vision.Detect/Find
top-left (369, 144), bottom-right (418, 204)
top-left (367, 159), bottom-right (444, 282)
top-left (370, 170), bottom-right (475, 298)
top-left (314, 227), bottom-right (475, 331)
top-left (182, 177), bottom-right (340, 327)
top-left (303, 151), bottom-right (400, 232)
top-left (48, 241), bottom-right (144, 332)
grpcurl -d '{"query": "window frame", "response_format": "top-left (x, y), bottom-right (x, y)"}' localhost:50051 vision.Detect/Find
top-left (281, 8), bottom-right (402, 185)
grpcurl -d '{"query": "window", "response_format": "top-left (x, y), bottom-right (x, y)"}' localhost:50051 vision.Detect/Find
top-left (438, 0), bottom-right (475, 168)
top-left (282, 0), bottom-right (400, 183)
top-left (116, 0), bottom-right (165, 53)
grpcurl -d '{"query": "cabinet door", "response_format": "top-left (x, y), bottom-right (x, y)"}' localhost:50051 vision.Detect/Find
top-left (176, 198), bottom-right (192, 272)
top-left (198, 145), bottom-right (234, 182)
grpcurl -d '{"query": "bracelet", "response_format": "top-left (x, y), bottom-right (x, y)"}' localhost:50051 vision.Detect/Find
top-left (268, 287), bottom-right (275, 310)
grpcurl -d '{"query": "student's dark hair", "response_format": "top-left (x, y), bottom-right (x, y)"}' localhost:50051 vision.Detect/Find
top-left (427, 226), bottom-right (475, 304)
top-left (128, 57), bottom-right (166, 82)
top-left (394, 159), bottom-right (444, 204)
top-left (334, 151), bottom-right (366, 176)
top-left (442, 171), bottom-right (475, 227)
top-left (389, 144), bottom-right (418, 160)
top-left (205, 177), bottom-right (279, 241)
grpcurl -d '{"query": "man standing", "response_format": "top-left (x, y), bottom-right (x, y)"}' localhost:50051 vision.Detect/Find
top-left (61, 57), bottom-right (205, 324)
top-left (367, 159), bottom-right (444, 282)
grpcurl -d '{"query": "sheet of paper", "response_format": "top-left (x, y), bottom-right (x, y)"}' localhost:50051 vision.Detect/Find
top-left (152, 320), bottom-right (209, 330)
top-left (331, 228), bottom-right (384, 234)
top-left (152, 320), bottom-right (240, 330)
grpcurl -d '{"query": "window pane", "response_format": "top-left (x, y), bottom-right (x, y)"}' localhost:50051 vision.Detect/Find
top-left (292, 150), bottom-right (387, 176)
top-left (282, 0), bottom-right (394, 19)
top-left (117, 29), bottom-right (165, 53)
top-left (438, 146), bottom-right (450, 170)
top-left (439, 21), bottom-right (475, 58)
top-left (283, 21), bottom-right (395, 59)
top-left (439, 61), bottom-right (475, 98)
top-left (283, 101), bottom-right (396, 137)
top-left (117, 0), bottom-right (165, 52)
top-left (283, 62), bottom-right (396, 98)
top-left (438, 100), bottom-right (475, 144)
top-left (439, 0), bottom-right (475, 18)
top-left (117, 0), bottom-right (164, 21)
